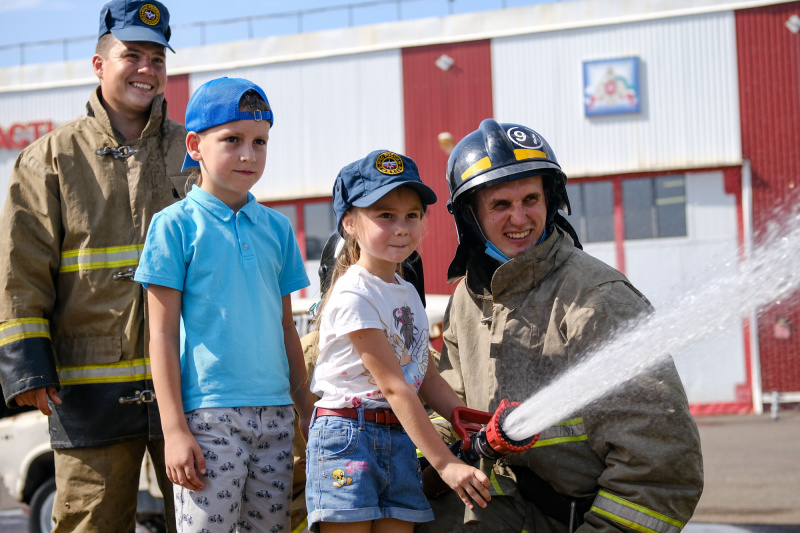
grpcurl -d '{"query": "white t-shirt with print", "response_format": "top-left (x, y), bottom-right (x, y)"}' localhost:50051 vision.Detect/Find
top-left (311, 264), bottom-right (431, 409)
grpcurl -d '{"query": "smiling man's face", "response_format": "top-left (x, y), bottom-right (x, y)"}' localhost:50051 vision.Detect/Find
top-left (472, 175), bottom-right (548, 259)
top-left (93, 38), bottom-right (167, 120)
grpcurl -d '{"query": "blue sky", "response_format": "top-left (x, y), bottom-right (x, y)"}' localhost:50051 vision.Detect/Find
top-left (0, 0), bottom-right (562, 68)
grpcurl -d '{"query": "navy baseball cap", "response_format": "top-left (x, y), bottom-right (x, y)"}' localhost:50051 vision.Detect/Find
top-left (99, 0), bottom-right (174, 52)
top-left (333, 150), bottom-right (437, 234)
top-left (182, 77), bottom-right (274, 171)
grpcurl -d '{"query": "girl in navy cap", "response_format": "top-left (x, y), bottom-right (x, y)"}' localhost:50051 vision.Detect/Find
top-left (305, 151), bottom-right (491, 533)
top-left (135, 77), bottom-right (315, 533)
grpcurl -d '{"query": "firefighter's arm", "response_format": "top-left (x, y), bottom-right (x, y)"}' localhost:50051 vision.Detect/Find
top-left (436, 294), bottom-right (466, 403)
top-left (577, 283), bottom-right (703, 533)
top-left (0, 146), bottom-right (61, 407)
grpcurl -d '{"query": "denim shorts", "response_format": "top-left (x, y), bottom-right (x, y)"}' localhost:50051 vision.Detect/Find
top-left (305, 409), bottom-right (434, 531)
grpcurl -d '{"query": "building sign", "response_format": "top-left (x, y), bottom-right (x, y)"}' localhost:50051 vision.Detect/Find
top-left (583, 57), bottom-right (640, 117)
top-left (0, 121), bottom-right (54, 150)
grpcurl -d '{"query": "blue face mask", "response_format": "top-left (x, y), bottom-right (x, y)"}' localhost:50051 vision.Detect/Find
top-left (484, 241), bottom-right (511, 263)
top-left (483, 228), bottom-right (548, 264)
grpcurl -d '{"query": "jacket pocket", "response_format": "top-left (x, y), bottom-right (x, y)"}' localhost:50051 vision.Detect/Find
top-left (54, 336), bottom-right (122, 366)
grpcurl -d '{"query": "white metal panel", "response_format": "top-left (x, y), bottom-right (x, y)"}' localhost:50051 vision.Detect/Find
top-left (492, 11), bottom-right (742, 177)
top-left (623, 171), bottom-right (743, 403)
top-left (0, 84), bottom-right (96, 211)
top-left (187, 49), bottom-right (405, 202)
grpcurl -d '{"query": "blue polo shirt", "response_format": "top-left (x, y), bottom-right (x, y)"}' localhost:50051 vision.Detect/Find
top-left (135, 186), bottom-right (310, 412)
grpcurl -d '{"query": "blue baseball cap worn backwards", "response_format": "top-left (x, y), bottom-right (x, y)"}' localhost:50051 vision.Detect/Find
top-left (99, 0), bottom-right (174, 52)
top-left (333, 150), bottom-right (437, 234)
top-left (182, 77), bottom-right (274, 171)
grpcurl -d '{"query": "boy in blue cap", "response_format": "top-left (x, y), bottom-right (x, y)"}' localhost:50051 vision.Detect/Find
top-left (0, 0), bottom-right (186, 531)
top-left (135, 77), bottom-right (315, 533)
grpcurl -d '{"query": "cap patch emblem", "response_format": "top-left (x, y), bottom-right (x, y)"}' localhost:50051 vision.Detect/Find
top-left (376, 152), bottom-right (404, 175)
top-left (139, 4), bottom-right (161, 26)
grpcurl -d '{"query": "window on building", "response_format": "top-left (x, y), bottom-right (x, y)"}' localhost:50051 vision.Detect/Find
top-left (267, 199), bottom-right (336, 261)
top-left (304, 202), bottom-right (336, 261)
top-left (564, 181), bottom-right (614, 243)
top-left (622, 175), bottom-right (686, 240)
top-left (563, 175), bottom-right (687, 244)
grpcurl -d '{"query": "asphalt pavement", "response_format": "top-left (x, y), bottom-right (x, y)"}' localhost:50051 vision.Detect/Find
top-left (0, 410), bottom-right (798, 531)
top-left (688, 409), bottom-right (800, 529)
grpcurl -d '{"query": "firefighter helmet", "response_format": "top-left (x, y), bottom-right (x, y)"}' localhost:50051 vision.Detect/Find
top-left (445, 119), bottom-right (577, 281)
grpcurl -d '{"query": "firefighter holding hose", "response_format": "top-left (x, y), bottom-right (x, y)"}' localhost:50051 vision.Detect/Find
top-left (418, 119), bottom-right (703, 533)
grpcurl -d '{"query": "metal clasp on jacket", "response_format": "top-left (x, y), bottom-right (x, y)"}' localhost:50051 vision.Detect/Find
top-left (481, 316), bottom-right (493, 325)
top-left (119, 390), bottom-right (156, 404)
top-left (113, 267), bottom-right (136, 281)
top-left (96, 146), bottom-right (138, 159)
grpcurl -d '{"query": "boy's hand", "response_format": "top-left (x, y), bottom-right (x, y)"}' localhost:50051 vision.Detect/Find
top-left (165, 429), bottom-right (206, 491)
top-left (439, 461), bottom-right (492, 509)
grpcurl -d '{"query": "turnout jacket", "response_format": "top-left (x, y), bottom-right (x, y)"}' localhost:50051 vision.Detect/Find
top-left (439, 226), bottom-right (703, 533)
top-left (0, 87), bottom-right (187, 448)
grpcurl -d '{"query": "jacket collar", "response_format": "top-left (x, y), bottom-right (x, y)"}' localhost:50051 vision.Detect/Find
top-left (186, 185), bottom-right (260, 224)
top-left (465, 225), bottom-right (575, 301)
top-left (86, 86), bottom-right (167, 142)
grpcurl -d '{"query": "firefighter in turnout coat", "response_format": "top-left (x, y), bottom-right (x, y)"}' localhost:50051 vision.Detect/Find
top-left (0, 1), bottom-right (186, 531)
top-left (418, 119), bottom-right (703, 533)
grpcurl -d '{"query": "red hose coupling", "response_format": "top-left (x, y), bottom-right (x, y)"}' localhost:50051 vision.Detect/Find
top-left (485, 399), bottom-right (539, 454)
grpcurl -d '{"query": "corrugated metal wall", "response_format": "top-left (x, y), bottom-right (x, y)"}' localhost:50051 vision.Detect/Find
top-left (491, 11), bottom-right (742, 178)
top-left (402, 41), bottom-right (494, 295)
top-left (736, 2), bottom-right (800, 394)
top-left (187, 49), bottom-right (406, 202)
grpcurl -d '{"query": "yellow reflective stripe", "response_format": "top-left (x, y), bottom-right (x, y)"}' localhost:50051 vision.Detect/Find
top-left (0, 318), bottom-right (50, 347)
top-left (291, 517), bottom-right (308, 533)
top-left (461, 156), bottom-right (491, 181)
top-left (533, 418), bottom-right (587, 447)
top-left (59, 245), bottom-right (144, 273)
top-left (489, 469), bottom-right (505, 496)
top-left (514, 149), bottom-right (547, 160)
top-left (592, 490), bottom-right (684, 533)
top-left (57, 358), bottom-right (152, 385)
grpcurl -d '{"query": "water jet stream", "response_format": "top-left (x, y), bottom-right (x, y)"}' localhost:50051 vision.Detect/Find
top-left (502, 208), bottom-right (800, 441)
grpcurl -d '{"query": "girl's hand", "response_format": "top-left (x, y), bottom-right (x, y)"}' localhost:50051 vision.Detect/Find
top-left (165, 429), bottom-right (206, 491)
top-left (439, 461), bottom-right (492, 509)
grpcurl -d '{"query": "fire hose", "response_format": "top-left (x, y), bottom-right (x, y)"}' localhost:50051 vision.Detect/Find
top-left (432, 398), bottom-right (589, 532)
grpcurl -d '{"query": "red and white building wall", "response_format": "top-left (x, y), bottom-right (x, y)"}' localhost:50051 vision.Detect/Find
top-left (0, 0), bottom-right (797, 413)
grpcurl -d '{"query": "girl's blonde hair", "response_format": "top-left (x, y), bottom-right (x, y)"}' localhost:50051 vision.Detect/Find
top-left (312, 208), bottom-right (411, 324)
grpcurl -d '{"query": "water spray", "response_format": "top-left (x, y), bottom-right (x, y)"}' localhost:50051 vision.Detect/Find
top-left (501, 205), bottom-right (800, 442)
top-left (449, 399), bottom-right (538, 462)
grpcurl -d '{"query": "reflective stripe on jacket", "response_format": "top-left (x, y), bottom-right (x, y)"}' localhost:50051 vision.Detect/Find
top-left (0, 87), bottom-right (187, 447)
top-left (439, 226), bottom-right (703, 532)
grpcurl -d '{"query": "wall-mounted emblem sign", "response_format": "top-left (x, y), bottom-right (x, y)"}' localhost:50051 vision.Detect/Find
top-left (583, 57), bottom-right (640, 117)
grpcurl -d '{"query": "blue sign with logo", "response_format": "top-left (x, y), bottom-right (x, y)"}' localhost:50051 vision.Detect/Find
top-left (583, 57), bottom-right (641, 117)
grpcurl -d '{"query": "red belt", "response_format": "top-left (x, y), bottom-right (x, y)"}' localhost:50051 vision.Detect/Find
top-left (317, 407), bottom-right (401, 425)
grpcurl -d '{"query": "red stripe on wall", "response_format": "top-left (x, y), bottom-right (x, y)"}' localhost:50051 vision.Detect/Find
top-left (736, 3), bottom-right (800, 394)
top-left (164, 73), bottom-right (190, 125)
top-left (402, 41), bottom-right (494, 296)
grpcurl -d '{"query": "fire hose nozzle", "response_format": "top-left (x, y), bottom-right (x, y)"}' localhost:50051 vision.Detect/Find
top-left (450, 399), bottom-right (538, 462)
